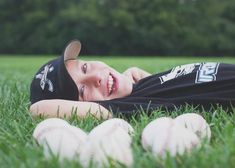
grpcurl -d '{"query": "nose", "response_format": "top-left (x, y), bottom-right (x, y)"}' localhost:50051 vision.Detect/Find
top-left (83, 72), bottom-right (101, 87)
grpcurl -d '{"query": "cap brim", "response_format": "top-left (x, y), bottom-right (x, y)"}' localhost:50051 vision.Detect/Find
top-left (63, 40), bottom-right (81, 61)
top-left (58, 39), bottom-right (81, 101)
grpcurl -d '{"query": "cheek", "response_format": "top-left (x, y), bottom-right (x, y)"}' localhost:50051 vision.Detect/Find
top-left (86, 88), bottom-right (104, 101)
top-left (95, 62), bottom-right (109, 70)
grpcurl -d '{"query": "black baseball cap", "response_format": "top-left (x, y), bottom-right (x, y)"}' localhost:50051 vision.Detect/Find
top-left (30, 40), bottom-right (81, 104)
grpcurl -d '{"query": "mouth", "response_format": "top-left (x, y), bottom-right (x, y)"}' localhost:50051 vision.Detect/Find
top-left (107, 73), bottom-right (117, 96)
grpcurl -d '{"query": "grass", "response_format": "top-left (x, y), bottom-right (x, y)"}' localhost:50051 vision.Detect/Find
top-left (0, 55), bottom-right (235, 168)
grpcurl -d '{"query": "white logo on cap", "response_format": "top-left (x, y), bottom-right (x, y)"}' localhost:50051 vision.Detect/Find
top-left (36, 64), bottom-right (54, 92)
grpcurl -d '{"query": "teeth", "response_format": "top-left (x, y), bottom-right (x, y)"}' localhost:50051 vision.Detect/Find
top-left (108, 74), bottom-right (114, 94)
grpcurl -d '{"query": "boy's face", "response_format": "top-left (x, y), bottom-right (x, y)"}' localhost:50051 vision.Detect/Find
top-left (66, 59), bottom-right (133, 101)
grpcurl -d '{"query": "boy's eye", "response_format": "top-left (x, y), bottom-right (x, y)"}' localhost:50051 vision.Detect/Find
top-left (82, 63), bottom-right (87, 74)
top-left (79, 85), bottom-right (85, 100)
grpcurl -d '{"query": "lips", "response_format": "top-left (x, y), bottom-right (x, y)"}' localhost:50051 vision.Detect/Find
top-left (107, 73), bottom-right (117, 96)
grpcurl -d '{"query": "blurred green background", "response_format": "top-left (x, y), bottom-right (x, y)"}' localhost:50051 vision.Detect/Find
top-left (1, 0), bottom-right (235, 56)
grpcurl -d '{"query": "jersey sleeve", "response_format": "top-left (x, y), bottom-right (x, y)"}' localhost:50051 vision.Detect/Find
top-left (93, 97), bottom-right (177, 117)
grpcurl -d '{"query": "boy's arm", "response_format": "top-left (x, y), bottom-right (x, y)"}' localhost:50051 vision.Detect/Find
top-left (29, 99), bottom-right (112, 119)
top-left (123, 67), bottom-right (151, 83)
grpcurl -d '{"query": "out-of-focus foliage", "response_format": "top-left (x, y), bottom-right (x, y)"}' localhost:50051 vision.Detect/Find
top-left (0, 0), bottom-right (234, 56)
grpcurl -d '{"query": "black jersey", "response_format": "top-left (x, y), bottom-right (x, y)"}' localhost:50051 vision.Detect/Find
top-left (94, 63), bottom-right (235, 116)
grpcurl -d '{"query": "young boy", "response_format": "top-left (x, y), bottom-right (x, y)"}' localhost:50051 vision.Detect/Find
top-left (30, 40), bottom-right (235, 119)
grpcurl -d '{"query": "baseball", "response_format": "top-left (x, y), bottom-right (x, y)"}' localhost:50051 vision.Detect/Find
top-left (141, 117), bottom-right (200, 157)
top-left (80, 126), bottom-right (133, 168)
top-left (33, 118), bottom-right (70, 138)
top-left (174, 113), bottom-right (211, 140)
top-left (33, 118), bottom-right (87, 161)
top-left (141, 117), bottom-right (173, 151)
top-left (88, 118), bottom-right (134, 140)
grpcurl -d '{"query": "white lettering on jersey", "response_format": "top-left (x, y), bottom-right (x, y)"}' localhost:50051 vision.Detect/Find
top-left (36, 64), bottom-right (54, 92)
top-left (159, 63), bottom-right (200, 84)
top-left (195, 62), bottom-right (219, 83)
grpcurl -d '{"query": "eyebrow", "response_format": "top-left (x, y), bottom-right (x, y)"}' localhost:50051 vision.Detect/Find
top-left (77, 60), bottom-right (89, 101)
top-left (75, 60), bottom-right (82, 100)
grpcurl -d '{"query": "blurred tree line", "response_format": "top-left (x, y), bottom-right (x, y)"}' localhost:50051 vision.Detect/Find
top-left (0, 0), bottom-right (234, 56)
